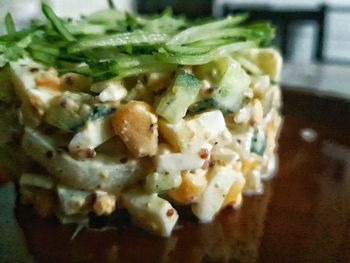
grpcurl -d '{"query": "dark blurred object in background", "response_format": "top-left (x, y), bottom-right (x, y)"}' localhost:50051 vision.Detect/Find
top-left (222, 4), bottom-right (327, 62)
top-left (137, 0), bottom-right (212, 18)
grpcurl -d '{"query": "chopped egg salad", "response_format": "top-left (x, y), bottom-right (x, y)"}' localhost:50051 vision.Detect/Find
top-left (0, 5), bottom-right (282, 236)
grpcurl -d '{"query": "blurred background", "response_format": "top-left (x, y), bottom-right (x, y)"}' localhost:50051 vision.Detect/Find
top-left (0, 0), bottom-right (350, 97)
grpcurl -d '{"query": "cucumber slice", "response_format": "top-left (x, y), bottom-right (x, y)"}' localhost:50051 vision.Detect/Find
top-left (122, 188), bottom-right (179, 237)
top-left (44, 92), bottom-right (92, 133)
top-left (156, 71), bottom-right (202, 123)
top-left (190, 56), bottom-right (250, 114)
top-left (44, 92), bottom-right (114, 133)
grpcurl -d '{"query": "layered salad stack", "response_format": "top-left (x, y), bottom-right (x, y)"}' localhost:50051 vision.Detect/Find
top-left (0, 4), bottom-right (282, 236)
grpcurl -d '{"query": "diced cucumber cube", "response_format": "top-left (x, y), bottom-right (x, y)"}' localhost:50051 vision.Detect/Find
top-left (156, 71), bottom-right (202, 123)
top-left (190, 56), bottom-right (250, 114)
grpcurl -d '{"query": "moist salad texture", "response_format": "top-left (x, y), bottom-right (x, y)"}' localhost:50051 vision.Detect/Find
top-left (0, 4), bottom-right (282, 236)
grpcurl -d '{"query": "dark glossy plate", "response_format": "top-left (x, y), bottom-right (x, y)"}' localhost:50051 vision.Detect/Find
top-left (1, 88), bottom-right (350, 263)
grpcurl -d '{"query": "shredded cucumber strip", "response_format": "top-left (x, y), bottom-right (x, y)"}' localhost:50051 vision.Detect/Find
top-left (5, 13), bottom-right (16, 34)
top-left (158, 41), bottom-right (256, 65)
top-left (29, 43), bottom-right (60, 56)
top-left (0, 43), bottom-right (6, 52)
top-left (68, 31), bottom-right (170, 53)
top-left (189, 38), bottom-right (230, 46)
top-left (30, 50), bottom-right (57, 65)
top-left (165, 45), bottom-right (214, 55)
top-left (168, 28), bottom-right (253, 51)
top-left (57, 61), bottom-right (92, 75)
top-left (0, 29), bottom-right (37, 43)
top-left (167, 14), bottom-right (248, 46)
top-left (112, 64), bottom-right (177, 79)
top-left (233, 55), bottom-right (263, 76)
top-left (109, 54), bottom-right (162, 69)
top-left (0, 4), bottom-right (275, 82)
top-left (65, 21), bottom-right (109, 35)
top-left (86, 9), bottom-right (126, 24)
top-left (42, 3), bottom-right (76, 41)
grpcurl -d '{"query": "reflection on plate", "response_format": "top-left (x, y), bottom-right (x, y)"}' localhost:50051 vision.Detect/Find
top-left (0, 88), bottom-right (350, 263)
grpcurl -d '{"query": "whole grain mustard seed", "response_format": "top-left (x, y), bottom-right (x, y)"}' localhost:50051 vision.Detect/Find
top-left (199, 148), bottom-right (209, 159)
top-left (29, 67), bottom-right (39, 73)
top-left (46, 150), bottom-right (54, 158)
top-left (166, 209), bottom-right (174, 217)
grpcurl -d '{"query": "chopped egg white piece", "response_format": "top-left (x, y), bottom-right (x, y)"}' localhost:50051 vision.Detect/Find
top-left (156, 152), bottom-right (206, 172)
top-left (211, 146), bottom-right (240, 165)
top-left (23, 127), bottom-right (142, 193)
top-left (251, 75), bottom-right (270, 97)
top-left (69, 116), bottom-right (115, 152)
top-left (28, 87), bottom-right (61, 114)
top-left (231, 126), bottom-right (255, 156)
top-left (243, 168), bottom-right (263, 195)
top-left (192, 165), bottom-right (240, 222)
top-left (19, 173), bottom-right (54, 190)
top-left (10, 59), bottom-right (61, 115)
top-left (98, 81), bottom-right (127, 102)
top-left (261, 153), bottom-right (278, 180)
top-left (234, 104), bottom-right (251, 123)
top-left (10, 59), bottom-right (45, 91)
top-left (145, 171), bottom-right (182, 193)
top-left (57, 185), bottom-right (91, 215)
top-left (159, 110), bottom-right (226, 152)
top-left (122, 188), bottom-right (179, 237)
